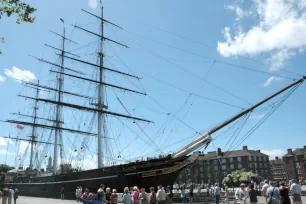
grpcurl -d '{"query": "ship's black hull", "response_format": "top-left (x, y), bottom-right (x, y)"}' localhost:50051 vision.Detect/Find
top-left (6, 155), bottom-right (190, 200)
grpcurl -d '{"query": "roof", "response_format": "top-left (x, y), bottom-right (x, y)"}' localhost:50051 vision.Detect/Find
top-left (269, 159), bottom-right (284, 165)
top-left (283, 148), bottom-right (306, 157)
top-left (199, 149), bottom-right (268, 160)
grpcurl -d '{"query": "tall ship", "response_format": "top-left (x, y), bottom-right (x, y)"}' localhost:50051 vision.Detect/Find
top-left (1, 3), bottom-right (306, 199)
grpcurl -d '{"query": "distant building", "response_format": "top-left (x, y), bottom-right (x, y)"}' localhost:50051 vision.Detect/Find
top-left (283, 145), bottom-right (306, 183)
top-left (270, 157), bottom-right (287, 183)
top-left (176, 146), bottom-right (270, 184)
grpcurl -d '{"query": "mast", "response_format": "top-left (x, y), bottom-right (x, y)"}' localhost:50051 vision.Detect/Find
top-left (97, 4), bottom-right (104, 168)
top-left (53, 25), bottom-right (65, 174)
top-left (29, 83), bottom-right (39, 170)
top-left (173, 76), bottom-right (306, 158)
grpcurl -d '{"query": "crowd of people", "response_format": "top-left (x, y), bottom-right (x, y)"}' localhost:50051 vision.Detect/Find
top-left (77, 184), bottom-right (174, 204)
top-left (0, 186), bottom-right (19, 204)
top-left (210, 179), bottom-right (302, 204)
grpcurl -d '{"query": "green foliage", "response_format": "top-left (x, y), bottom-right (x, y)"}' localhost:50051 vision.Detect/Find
top-left (222, 170), bottom-right (261, 186)
top-left (0, 164), bottom-right (14, 173)
top-left (0, 0), bottom-right (36, 23)
top-left (0, 0), bottom-right (36, 54)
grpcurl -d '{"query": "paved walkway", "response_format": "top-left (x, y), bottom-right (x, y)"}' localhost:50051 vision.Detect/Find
top-left (13, 196), bottom-right (306, 204)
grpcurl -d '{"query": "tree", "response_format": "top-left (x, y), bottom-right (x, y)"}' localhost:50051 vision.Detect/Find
top-left (0, 164), bottom-right (14, 173)
top-left (0, 0), bottom-right (36, 54)
top-left (223, 170), bottom-right (261, 186)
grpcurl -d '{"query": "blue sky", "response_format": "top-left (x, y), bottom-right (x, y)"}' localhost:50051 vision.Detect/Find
top-left (0, 0), bottom-right (306, 170)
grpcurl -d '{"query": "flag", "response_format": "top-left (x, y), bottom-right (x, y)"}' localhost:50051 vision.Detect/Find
top-left (16, 124), bottom-right (24, 130)
top-left (60, 18), bottom-right (64, 23)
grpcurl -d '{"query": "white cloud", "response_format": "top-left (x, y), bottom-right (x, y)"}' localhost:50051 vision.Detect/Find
top-left (225, 4), bottom-right (252, 20)
top-left (0, 137), bottom-right (13, 146)
top-left (218, 0), bottom-right (306, 69)
top-left (88, 0), bottom-right (97, 9)
top-left (4, 66), bottom-right (36, 82)
top-left (0, 75), bottom-right (5, 83)
top-left (261, 149), bottom-right (286, 159)
top-left (263, 76), bottom-right (282, 87)
top-left (250, 113), bottom-right (265, 119)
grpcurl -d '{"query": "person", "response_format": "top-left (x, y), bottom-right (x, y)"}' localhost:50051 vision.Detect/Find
top-left (149, 187), bottom-right (157, 204)
top-left (189, 188), bottom-right (193, 204)
top-left (60, 186), bottom-right (65, 200)
top-left (166, 186), bottom-right (173, 204)
top-left (156, 185), bottom-right (166, 204)
top-left (110, 189), bottom-right (118, 204)
top-left (279, 182), bottom-right (291, 204)
top-left (214, 183), bottom-right (220, 204)
top-left (235, 183), bottom-right (249, 204)
top-left (262, 180), bottom-right (270, 202)
top-left (105, 187), bottom-right (112, 204)
top-left (8, 187), bottom-right (14, 204)
top-left (133, 186), bottom-right (140, 204)
top-left (2, 186), bottom-right (10, 204)
top-left (266, 181), bottom-right (280, 204)
top-left (82, 188), bottom-right (90, 199)
top-left (180, 188), bottom-right (186, 204)
top-left (97, 184), bottom-right (106, 201)
top-left (76, 186), bottom-right (82, 202)
top-left (290, 179), bottom-right (301, 204)
top-left (224, 184), bottom-right (229, 204)
top-left (13, 188), bottom-right (18, 204)
top-left (123, 187), bottom-right (132, 204)
top-left (248, 184), bottom-right (258, 204)
top-left (139, 188), bottom-right (148, 204)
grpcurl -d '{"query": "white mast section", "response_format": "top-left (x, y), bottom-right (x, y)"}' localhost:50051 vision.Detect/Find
top-left (97, 4), bottom-right (105, 168)
top-left (172, 133), bottom-right (212, 158)
top-left (53, 26), bottom-right (65, 174)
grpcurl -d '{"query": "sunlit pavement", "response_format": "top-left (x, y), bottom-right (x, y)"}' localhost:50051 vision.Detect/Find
top-left (13, 196), bottom-right (306, 204)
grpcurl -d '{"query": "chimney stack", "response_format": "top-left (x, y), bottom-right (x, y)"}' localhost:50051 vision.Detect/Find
top-left (243, 146), bottom-right (248, 151)
top-left (218, 148), bottom-right (222, 156)
top-left (257, 150), bottom-right (260, 152)
top-left (287, 149), bottom-right (293, 155)
top-left (304, 145), bottom-right (306, 150)
top-left (276, 157), bottom-right (279, 160)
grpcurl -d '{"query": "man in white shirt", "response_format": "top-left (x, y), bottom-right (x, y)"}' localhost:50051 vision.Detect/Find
top-left (235, 183), bottom-right (249, 204)
top-left (261, 180), bottom-right (269, 202)
top-left (156, 185), bottom-right (166, 204)
top-left (290, 179), bottom-right (301, 203)
top-left (214, 183), bottom-right (220, 204)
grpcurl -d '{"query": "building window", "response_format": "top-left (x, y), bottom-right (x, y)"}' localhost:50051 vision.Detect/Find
top-left (214, 165), bottom-right (218, 171)
top-left (238, 163), bottom-right (242, 169)
top-left (259, 156), bottom-right (262, 161)
top-left (229, 158), bottom-right (233, 163)
top-left (222, 159), bottom-right (226, 164)
top-left (259, 163), bottom-right (263, 168)
top-left (214, 160), bottom-right (219, 165)
top-left (230, 164), bottom-right (234, 169)
top-left (222, 164), bottom-right (226, 170)
top-left (248, 156), bottom-right (252, 161)
top-left (222, 171), bottom-right (227, 177)
top-left (254, 156), bottom-right (257, 161)
top-left (237, 157), bottom-right (241, 162)
top-left (254, 163), bottom-right (257, 168)
top-left (249, 163), bottom-right (253, 168)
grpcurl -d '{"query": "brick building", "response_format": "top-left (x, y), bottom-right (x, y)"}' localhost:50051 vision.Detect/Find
top-left (283, 146), bottom-right (306, 183)
top-left (176, 146), bottom-right (270, 184)
top-left (270, 157), bottom-right (287, 182)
